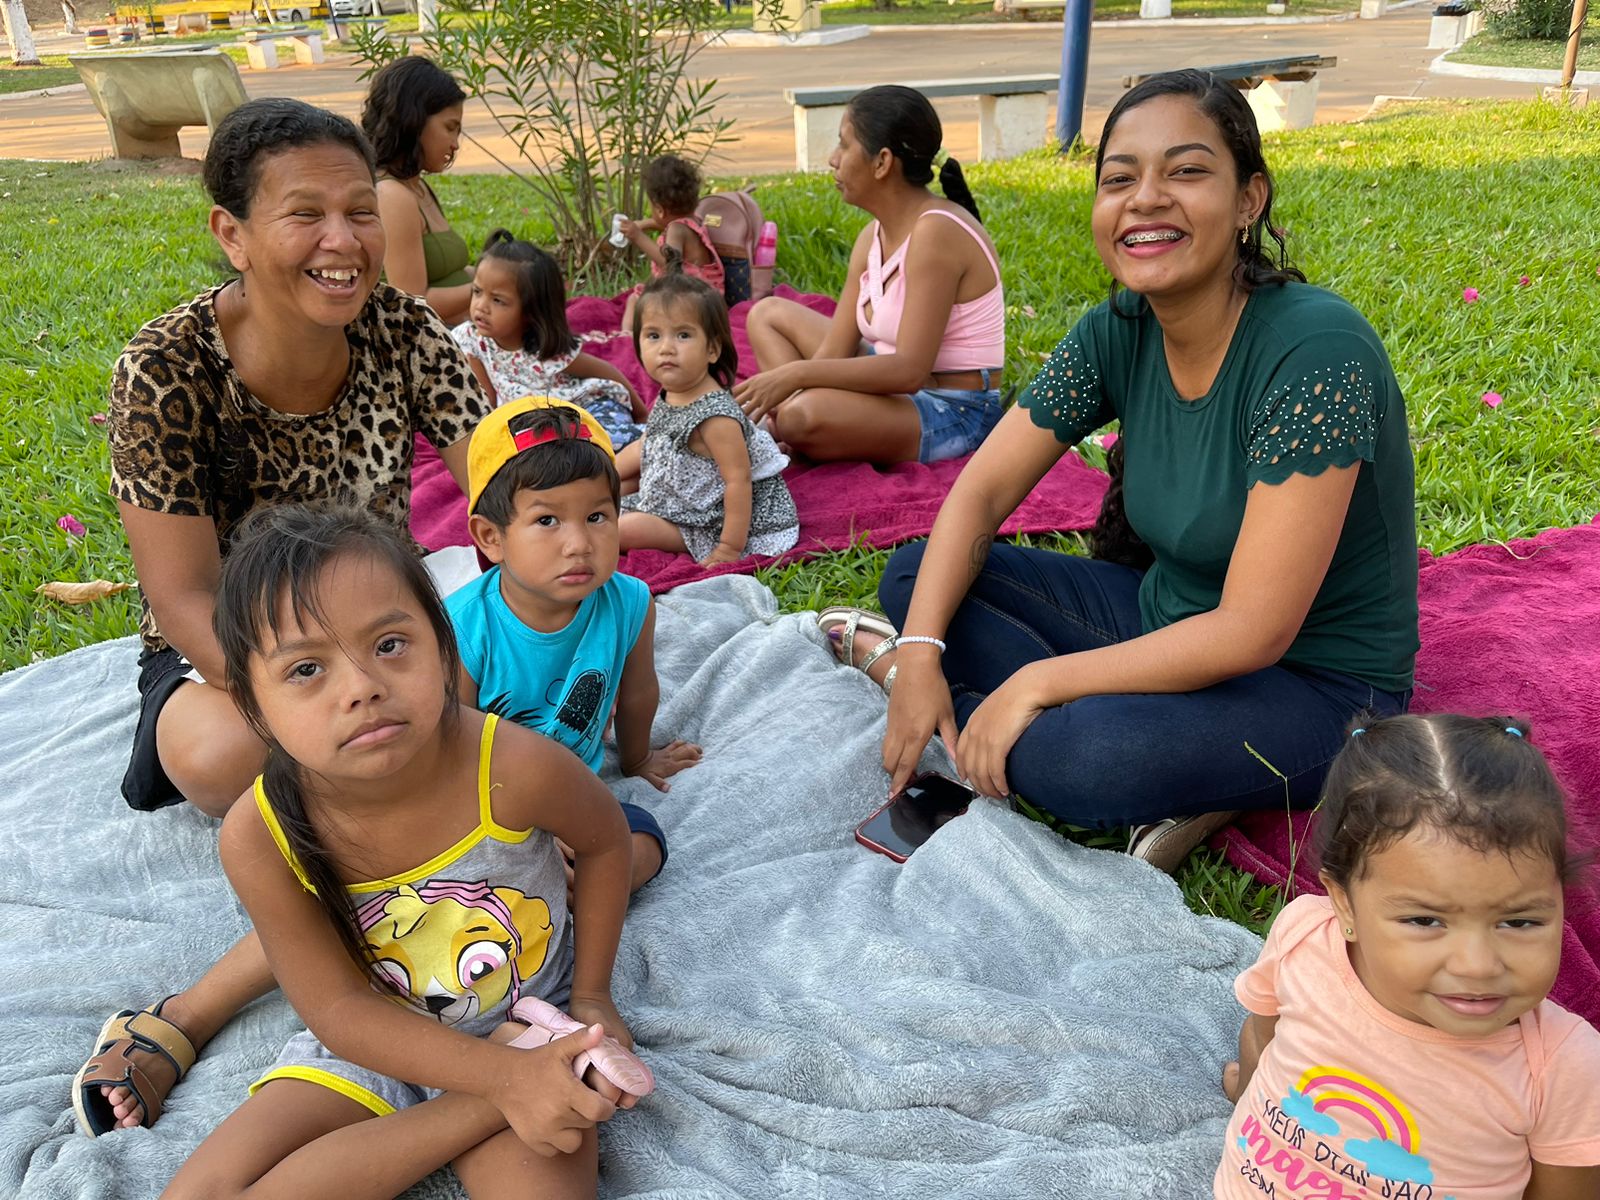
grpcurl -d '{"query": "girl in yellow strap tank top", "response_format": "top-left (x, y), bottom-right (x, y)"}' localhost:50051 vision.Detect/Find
top-left (162, 504), bottom-right (643, 1200)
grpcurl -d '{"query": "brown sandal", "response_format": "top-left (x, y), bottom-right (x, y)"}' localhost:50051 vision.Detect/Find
top-left (72, 996), bottom-right (196, 1137)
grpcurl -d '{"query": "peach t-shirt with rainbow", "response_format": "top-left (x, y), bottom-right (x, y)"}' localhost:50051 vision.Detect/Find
top-left (1215, 894), bottom-right (1600, 1200)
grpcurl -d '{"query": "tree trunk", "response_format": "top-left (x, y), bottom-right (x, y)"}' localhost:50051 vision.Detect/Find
top-left (2, 0), bottom-right (42, 64)
top-left (418, 0), bottom-right (438, 32)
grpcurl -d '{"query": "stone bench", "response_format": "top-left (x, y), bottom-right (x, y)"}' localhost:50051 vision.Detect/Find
top-left (69, 48), bottom-right (247, 159)
top-left (784, 75), bottom-right (1058, 172)
top-left (1122, 55), bottom-right (1336, 132)
top-left (1428, 2), bottom-right (1485, 48)
top-left (243, 24), bottom-right (324, 69)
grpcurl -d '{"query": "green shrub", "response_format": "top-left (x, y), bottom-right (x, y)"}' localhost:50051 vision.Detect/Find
top-left (1482, 0), bottom-right (1573, 40)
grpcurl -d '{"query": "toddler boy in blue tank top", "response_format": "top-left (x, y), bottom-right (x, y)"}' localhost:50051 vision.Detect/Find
top-left (448, 396), bottom-right (700, 892)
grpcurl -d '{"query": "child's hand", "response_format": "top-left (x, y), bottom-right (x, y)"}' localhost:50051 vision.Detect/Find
top-left (568, 996), bottom-right (645, 1111)
top-left (1222, 1060), bottom-right (1242, 1103)
top-left (569, 993), bottom-right (633, 1052)
top-left (619, 218), bottom-right (651, 248)
top-left (493, 1025), bottom-right (617, 1155)
top-left (623, 740), bottom-right (703, 792)
top-left (701, 541), bottom-right (744, 567)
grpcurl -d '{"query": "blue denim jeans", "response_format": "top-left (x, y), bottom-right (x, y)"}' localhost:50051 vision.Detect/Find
top-left (879, 541), bottom-right (1409, 828)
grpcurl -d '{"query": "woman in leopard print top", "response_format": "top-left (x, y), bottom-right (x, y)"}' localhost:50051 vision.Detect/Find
top-left (76, 99), bottom-right (491, 1138)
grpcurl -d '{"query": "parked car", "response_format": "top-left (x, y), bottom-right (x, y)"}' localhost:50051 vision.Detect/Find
top-left (328, 0), bottom-right (410, 16)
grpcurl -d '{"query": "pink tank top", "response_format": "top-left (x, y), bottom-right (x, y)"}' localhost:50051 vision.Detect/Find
top-left (855, 209), bottom-right (1005, 374)
top-left (651, 216), bottom-right (727, 294)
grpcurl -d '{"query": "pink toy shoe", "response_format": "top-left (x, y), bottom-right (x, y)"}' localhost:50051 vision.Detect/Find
top-left (508, 997), bottom-right (655, 1099)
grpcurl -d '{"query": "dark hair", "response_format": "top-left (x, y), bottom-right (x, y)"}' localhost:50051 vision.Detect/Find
top-left (643, 154), bottom-right (703, 216)
top-left (1088, 70), bottom-right (1308, 568)
top-left (1096, 69), bottom-right (1304, 294)
top-left (474, 405), bottom-right (622, 526)
top-left (632, 269), bottom-right (738, 389)
top-left (361, 56), bottom-right (467, 181)
top-left (204, 98), bottom-right (374, 219)
top-left (213, 503), bottom-right (461, 998)
top-left (1088, 438), bottom-right (1154, 570)
top-left (1316, 714), bottom-right (1578, 891)
top-left (845, 84), bottom-right (981, 223)
top-left (477, 229), bottom-right (576, 359)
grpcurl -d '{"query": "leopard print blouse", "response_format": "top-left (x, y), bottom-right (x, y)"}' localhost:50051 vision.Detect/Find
top-left (108, 282), bottom-right (489, 654)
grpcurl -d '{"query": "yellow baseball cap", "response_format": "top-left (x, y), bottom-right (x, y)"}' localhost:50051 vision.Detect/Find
top-left (466, 395), bottom-right (618, 514)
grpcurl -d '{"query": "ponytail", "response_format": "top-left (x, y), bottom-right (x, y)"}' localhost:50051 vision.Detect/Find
top-left (1088, 438), bottom-right (1153, 571)
top-left (260, 752), bottom-right (402, 997)
top-left (938, 157), bottom-right (981, 223)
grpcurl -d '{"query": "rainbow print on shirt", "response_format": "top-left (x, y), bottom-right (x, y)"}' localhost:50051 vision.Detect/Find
top-left (1234, 1065), bottom-right (1441, 1199)
top-left (1290, 1066), bottom-right (1433, 1185)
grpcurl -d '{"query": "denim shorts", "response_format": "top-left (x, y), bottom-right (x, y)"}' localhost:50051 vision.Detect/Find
top-left (910, 385), bottom-right (1003, 463)
top-left (860, 346), bottom-right (1003, 462)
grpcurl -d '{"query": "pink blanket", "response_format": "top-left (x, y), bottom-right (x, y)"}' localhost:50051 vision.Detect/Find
top-left (410, 287), bottom-right (1110, 590)
top-left (1220, 516), bottom-right (1600, 1023)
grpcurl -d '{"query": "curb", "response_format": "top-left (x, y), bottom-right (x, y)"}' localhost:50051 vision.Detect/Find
top-left (1429, 48), bottom-right (1600, 86)
top-left (0, 82), bottom-right (88, 102)
top-left (785, 0), bottom-right (1430, 32)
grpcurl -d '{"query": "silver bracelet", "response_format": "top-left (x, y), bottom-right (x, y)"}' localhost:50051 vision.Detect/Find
top-left (896, 635), bottom-right (947, 652)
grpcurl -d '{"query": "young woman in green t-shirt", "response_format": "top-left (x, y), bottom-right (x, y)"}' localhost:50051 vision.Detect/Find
top-left (821, 70), bottom-right (1419, 871)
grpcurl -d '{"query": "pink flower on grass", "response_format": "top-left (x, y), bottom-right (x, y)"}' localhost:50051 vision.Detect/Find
top-left (90, 412), bottom-right (107, 425)
top-left (57, 514), bottom-right (86, 538)
top-left (1461, 287), bottom-right (1480, 303)
top-left (1518, 275), bottom-right (1531, 287)
top-left (1481, 391), bottom-right (1504, 409)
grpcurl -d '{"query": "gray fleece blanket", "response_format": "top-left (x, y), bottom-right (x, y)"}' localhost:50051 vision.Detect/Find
top-left (0, 575), bottom-right (1261, 1199)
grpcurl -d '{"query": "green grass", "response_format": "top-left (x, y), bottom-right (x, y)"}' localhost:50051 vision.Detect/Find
top-left (0, 59), bottom-right (80, 94)
top-left (5, 100), bottom-right (1600, 929)
top-left (1447, 28), bottom-right (1600, 71)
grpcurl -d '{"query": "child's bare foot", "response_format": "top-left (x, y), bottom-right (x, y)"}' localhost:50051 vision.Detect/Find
top-left (74, 995), bottom-right (201, 1135)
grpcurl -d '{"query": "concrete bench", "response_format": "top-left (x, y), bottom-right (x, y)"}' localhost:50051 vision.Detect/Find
top-left (1122, 55), bottom-right (1336, 131)
top-left (68, 48), bottom-right (247, 159)
top-left (1428, 2), bottom-right (1484, 47)
top-left (784, 75), bottom-right (1058, 172)
top-left (243, 24), bottom-right (323, 69)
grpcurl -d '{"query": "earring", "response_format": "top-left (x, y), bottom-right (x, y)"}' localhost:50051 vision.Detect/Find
top-left (1344, 926), bottom-right (1354, 937)
top-left (1239, 227), bottom-right (1249, 245)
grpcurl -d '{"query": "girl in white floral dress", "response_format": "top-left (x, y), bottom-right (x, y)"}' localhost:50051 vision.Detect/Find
top-left (453, 230), bottom-right (647, 447)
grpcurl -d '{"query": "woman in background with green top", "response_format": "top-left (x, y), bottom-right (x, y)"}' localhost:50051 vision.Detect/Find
top-left (824, 70), bottom-right (1419, 872)
top-left (364, 56), bottom-right (474, 326)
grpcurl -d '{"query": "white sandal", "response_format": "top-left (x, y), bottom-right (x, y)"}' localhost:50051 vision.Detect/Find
top-left (817, 606), bottom-right (901, 695)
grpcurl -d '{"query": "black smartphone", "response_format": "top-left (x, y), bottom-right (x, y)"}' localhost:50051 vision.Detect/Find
top-left (854, 772), bottom-right (975, 863)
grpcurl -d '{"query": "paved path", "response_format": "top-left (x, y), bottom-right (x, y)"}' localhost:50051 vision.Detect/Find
top-left (0, 12), bottom-right (1537, 172)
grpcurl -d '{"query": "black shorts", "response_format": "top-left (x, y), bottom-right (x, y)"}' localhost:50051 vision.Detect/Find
top-left (121, 646), bottom-right (201, 812)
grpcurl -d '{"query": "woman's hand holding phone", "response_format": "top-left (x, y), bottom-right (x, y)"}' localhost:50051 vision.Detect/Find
top-left (882, 648), bottom-right (960, 795)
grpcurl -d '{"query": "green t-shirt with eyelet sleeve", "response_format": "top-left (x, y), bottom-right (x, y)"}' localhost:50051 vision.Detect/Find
top-left (1019, 282), bottom-right (1418, 693)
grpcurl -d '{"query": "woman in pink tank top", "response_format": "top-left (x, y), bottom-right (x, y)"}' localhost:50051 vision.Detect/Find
top-left (736, 86), bottom-right (1006, 465)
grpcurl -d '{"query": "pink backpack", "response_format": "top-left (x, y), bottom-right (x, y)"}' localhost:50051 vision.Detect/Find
top-left (695, 188), bottom-right (774, 306)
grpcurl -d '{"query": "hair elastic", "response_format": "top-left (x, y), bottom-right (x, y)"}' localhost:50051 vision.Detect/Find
top-left (1350, 728), bottom-right (1366, 737)
top-left (1505, 726), bottom-right (1523, 738)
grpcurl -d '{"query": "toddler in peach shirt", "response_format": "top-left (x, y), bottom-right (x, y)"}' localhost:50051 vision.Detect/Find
top-left (1217, 714), bottom-right (1600, 1200)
